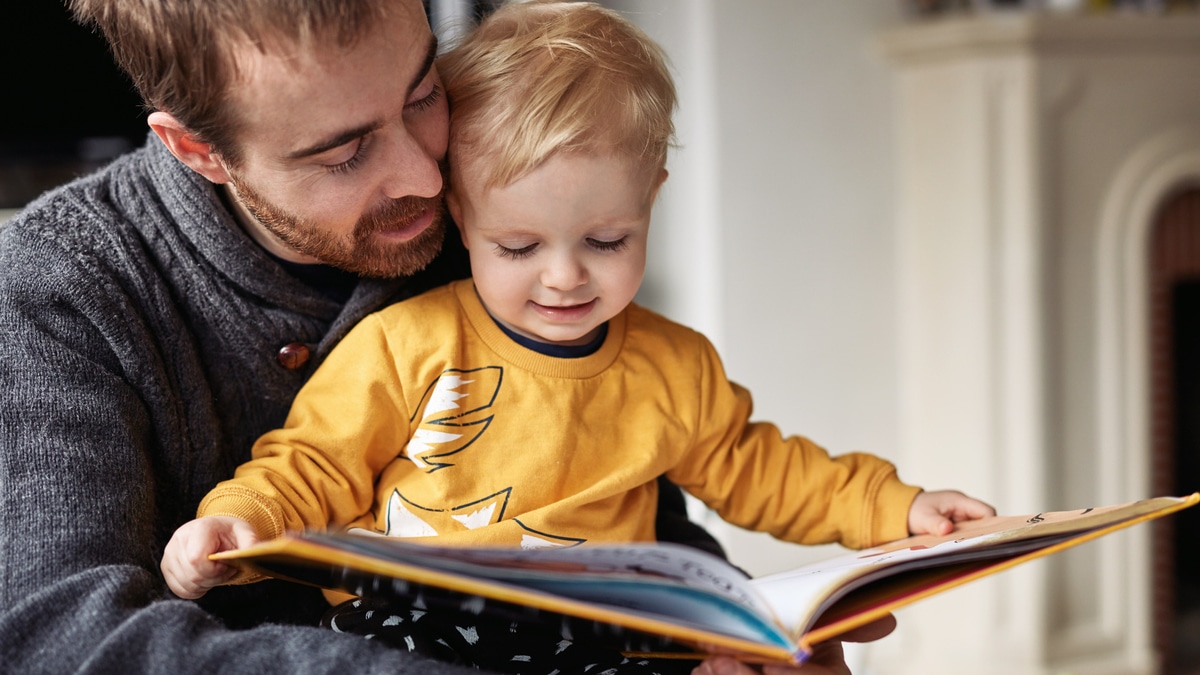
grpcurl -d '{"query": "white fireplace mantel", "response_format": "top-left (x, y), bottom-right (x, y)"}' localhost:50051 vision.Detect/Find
top-left (876, 13), bottom-right (1200, 675)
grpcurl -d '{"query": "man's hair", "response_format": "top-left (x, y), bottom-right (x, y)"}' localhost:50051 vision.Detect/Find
top-left (437, 0), bottom-right (676, 191)
top-left (67, 0), bottom-right (400, 164)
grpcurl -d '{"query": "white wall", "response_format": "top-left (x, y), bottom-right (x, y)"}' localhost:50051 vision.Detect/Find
top-left (608, 0), bottom-right (910, 576)
top-left (611, 5), bottom-right (1200, 673)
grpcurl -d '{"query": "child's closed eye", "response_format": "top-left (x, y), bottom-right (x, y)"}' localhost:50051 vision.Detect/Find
top-left (587, 237), bottom-right (628, 252)
top-left (495, 243), bottom-right (538, 260)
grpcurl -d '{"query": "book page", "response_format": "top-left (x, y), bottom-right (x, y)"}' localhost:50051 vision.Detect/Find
top-left (749, 528), bottom-right (1079, 634)
top-left (226, 533), bottom-right (799, 652)
top-left (328, 534), bottom-right (772, 612)
top-left (747, 494), bottom-right (1196, 636)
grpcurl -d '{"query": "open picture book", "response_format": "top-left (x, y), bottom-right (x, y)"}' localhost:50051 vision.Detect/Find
top-left (214, 493), bottom-right (1199, 665)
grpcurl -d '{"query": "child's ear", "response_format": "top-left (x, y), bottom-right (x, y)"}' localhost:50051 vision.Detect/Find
top-left (445, 189), bottom-right (461, 224)
top-left (147, 112), bottom-right (233, 184)
top-left (445, 189), bottom-right (468, 245)
top-left (650, 168), bottom-right (668, 203)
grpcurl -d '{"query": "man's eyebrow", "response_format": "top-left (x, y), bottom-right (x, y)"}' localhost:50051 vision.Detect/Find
top-left (284, 35), bottom-right (439, 162)
top-left (286, 122), bottom-right (382, 161)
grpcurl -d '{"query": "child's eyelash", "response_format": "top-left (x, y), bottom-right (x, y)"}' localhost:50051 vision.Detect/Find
top-left (494, 238), bottom-right (627, 259)
top-left (497, 243), bottom-right (537, 260)
top-left (589, 237), bottom-right (628, 252)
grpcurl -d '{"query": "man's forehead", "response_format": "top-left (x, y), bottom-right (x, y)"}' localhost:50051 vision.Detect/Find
top-left (221, 5), bottom-right (434, 158)
top-left (227, 0), bottom-right (427, 53)
top-left (227, 1), bottom-right (428, 77)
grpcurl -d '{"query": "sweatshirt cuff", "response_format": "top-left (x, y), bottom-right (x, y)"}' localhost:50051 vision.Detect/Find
top-left (869, 479), bottom-right (924, 547)
top-left (197, 485), bottom-right (286, 541)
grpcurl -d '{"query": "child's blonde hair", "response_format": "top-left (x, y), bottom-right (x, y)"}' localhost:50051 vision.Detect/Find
top-left (438, 0), bottom-right (676, 191)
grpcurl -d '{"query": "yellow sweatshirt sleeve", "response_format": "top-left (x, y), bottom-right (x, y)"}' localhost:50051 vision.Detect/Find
top-left (198, 313), bottom-right (411, 540)
top-left (667, 336), bottom-right (921, 550)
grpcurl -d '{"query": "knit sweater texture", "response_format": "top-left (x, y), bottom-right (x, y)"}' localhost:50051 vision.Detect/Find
top-left (0, 136), bottom-right (493, 674)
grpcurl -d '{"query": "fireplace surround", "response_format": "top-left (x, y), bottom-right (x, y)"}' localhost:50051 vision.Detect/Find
top-left (879, 12), bottom-right (1200, 674)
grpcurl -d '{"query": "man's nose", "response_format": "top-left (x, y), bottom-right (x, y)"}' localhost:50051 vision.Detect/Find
top-left (379, 127), bottom-right (444, 200)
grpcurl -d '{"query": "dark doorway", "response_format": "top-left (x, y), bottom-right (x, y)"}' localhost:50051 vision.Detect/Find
top-left (1150, 187), bottom-right (1200, 674)
top-left (1169, 280), bottom-right (1200, 673)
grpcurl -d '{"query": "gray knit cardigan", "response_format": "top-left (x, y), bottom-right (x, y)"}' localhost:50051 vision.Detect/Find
top-left (0, 137), bottom-right (486, 674)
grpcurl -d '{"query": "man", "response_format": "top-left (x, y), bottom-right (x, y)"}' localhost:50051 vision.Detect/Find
top-left (0, 0), bottom-right (877, 672)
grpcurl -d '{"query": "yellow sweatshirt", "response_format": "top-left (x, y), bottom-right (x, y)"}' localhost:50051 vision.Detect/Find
top-left (200, 279), bottom-right (920, 552)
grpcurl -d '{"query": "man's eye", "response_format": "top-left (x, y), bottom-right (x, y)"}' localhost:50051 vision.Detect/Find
top-left (496, 243), bottom-right (537, 260)
top-left (322, 139), bottom-right (368, 175)
top-left (406, 84), bottom-right (443, 113)
top-left (326, 151), bottom-right (363, 175)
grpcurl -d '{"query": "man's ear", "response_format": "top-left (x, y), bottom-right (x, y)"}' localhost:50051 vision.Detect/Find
top-left (147, 111), bottom-right (233, 184)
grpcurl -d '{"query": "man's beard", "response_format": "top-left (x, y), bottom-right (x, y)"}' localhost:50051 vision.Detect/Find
top-left (229, 175), bottom-right (447, 279)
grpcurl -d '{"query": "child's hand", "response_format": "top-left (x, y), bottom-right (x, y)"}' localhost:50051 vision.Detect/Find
top-left (161, 515), bottom-right (260, 599)
top-left (907, 490), bottom-right (996, 537)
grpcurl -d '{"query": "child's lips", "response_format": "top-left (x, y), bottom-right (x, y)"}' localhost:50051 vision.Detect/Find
top-left (531, 299), bottom-right (597, 320)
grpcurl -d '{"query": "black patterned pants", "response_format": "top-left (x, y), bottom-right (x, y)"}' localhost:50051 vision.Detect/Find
top-left (322, 595), bottom-right (701, 675)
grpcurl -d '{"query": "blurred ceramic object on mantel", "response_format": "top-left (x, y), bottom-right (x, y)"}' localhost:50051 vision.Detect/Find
top-left (1042, 0), bottom-right (1087, 10)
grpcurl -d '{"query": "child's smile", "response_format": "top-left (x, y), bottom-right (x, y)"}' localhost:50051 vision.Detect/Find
top-left (448, 151), bottom-right (665, 347)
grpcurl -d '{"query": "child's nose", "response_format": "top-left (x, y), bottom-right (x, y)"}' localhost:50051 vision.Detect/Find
top-left (541, 254), bottom-right (588, 290)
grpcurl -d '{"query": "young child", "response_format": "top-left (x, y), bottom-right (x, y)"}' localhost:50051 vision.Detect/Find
top-left (162, 1), bottom-right (994, 671)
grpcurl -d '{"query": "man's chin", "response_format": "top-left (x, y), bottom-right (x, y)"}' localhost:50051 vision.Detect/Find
top-left (343, 222), bottom-right (445, 278)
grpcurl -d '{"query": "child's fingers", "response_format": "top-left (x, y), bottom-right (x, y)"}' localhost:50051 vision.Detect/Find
top-left (926, 514), bottom-right (956, 536)
top-left (906, 508), bottom-right (950, 536)
top-left (226, 517), bottom-right (261, 550)
top-left (163, 548), bottom-right (238, 599)
top-left (941, 495), bottom-right (997, 522)
top-left (162, 516), bottom-right (256, 599)
top-left (909, 490), bottom-right (996, 535)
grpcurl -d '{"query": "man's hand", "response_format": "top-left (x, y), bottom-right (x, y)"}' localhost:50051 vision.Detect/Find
top-left (160, 515), bottom-right (260, 599)
top-left (691, 615), bottom-right (898, 675)
top-left (907, 489), bottom-right (996, 537)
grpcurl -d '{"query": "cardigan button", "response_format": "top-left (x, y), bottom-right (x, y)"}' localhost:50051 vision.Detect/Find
top-left (277, 342), bottom-right (311, 370)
